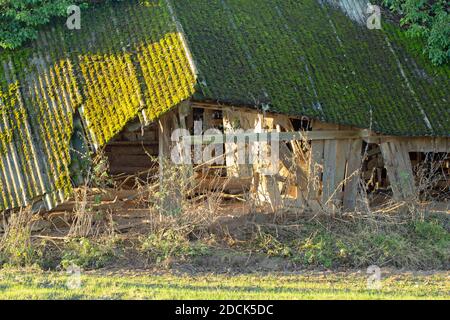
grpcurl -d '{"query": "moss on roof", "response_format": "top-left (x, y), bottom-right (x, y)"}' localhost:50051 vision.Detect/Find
top-left (0, 0), bottom-right (195, 210)
top-left (172, 0), bottom-right (449, 136)
top-left (0, 0), bottom-right (448, 211)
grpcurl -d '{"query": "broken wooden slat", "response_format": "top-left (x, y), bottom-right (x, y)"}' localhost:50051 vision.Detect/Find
top-left (259, 174), bottom-right (282, 212)
top-left (322, 139), bottom-right (338, 205)
top-left (334, 139), bottom-right (351, 200)
top-left (380, 139), bottom-right (416, 201)
top-left (307, 141), bottom-right (324, 201)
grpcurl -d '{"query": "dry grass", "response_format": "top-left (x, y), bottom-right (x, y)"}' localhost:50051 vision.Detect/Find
top-left (0, 209), bottom-right (35, 266)
top-left (0, 148), bottom-right (448, 272)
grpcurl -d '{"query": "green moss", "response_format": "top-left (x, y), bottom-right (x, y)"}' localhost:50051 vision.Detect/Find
top-left (173, 0), bottom-right (449, 136)
top-left (0, 0), bottom-right (197, 210)
top-left (0, 0), bottom-right (448, 211)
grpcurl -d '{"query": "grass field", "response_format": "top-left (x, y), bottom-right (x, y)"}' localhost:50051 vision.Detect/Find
top-left (0, 270), bottom-right (448, 300)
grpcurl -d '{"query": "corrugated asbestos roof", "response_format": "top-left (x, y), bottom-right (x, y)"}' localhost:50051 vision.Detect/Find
top-left (0, 0), bottom-right (195, 211)
top-left (0, 0), bottom-right (448, 211)
top-left (172, 0), bottom-right (449, 137)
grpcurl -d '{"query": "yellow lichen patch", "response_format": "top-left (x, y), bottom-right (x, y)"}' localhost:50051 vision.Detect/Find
top-left (0, 54), bottom-right (79, 210)
top-left (29, 59), bottom-right (77, 197)
top-left (0, 83), bottom-right (36, 206)
top-left (80, 52), bottom-right (143, 147)
top-left (138, 33), bottom-right (196, 122)
top-left (0, 0), bottom-right (197, 211)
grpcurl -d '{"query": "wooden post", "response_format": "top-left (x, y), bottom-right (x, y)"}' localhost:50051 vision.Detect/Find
top-left (248, 113), bottom-right (282, 209)
top-left (158, 112), bottom-right (171, 212)
top-left (238, 111), bottom-right (259, 178)
top-left (158, 108), bottom-right (189, 214)
top-left (158, 112), bottom-right (171, 181)
top-left (222, 109), bottom-right (252, 178)
top-left (343, 139), bottom-right (363, 210)
top-left (260, 174), bottom-right (282, 211)
top-left (177, 103), bottom-right (193, 178)
top-left (307, 122), bottom-right (331, 202)
top-left (380, 139), bottom-right (416, 201)
top-left (222, 109), bottom-right (239, 177)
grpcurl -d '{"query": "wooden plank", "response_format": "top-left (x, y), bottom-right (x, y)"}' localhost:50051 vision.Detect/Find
top-left (307, 139), bottom-right (324, 200)
top-left (177, 105), bottom-right (193, 177)
top-left (249, 113), bottom-right (282, 208)
top-left (158, 111), bottom-right (175, 213)
top-left (334, 139), bottom-right (350, 200)
top-left (322, 139), bottom-right (338, 204)
top-left (222, 109), bottom-right (253, 177)
top-left (380, 140), bottom-right (416, 201)
top-left (401, 137), bottom-right (450, 153)
top-left (396, 141), bottom-right (416, 199)
top-left (259, 174), bottom-right (282, 212)
top-left (106, 145), bottom-right (158, 156)
top-left (193, 120), bottom-right (203, 165)
top-left (238, 111), bottom-right (259, 178)
top-left (158, 112), bottom-right (171, 170)
top-left (279, 142), bottom-right (307, 207)
top-left (192, 102), bottom-right (312, 123)
top-left (343, 139), bottom-right (363, 210)
top-left (273, 115), bottom-right (308, 207)
top-left (307, 121), bottom-right (334, 201)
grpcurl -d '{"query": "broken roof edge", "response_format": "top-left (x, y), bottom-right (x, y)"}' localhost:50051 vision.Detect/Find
top-left (190, 98), bottom-right (450, 138)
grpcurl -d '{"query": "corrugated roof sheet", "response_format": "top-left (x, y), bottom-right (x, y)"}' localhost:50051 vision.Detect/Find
top-left (0, 0), bottom-right (195, 211)
top-left (172, 0), bottom-right (449, 136)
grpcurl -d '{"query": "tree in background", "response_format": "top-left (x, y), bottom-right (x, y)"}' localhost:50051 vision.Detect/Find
top-left (0, 0), bottom-right (88, 50)
top-left (382, 0), bottom-right (449, 66)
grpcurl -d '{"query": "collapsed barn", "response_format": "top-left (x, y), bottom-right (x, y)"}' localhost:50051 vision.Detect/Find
top-left (0, 0), bottom-right (449, 213)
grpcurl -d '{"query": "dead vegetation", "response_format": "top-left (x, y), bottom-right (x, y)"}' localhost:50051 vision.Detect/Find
top-left (0, 150), bottom-right (448, 273)
top-left (1, 122), bottom-right (449, 271)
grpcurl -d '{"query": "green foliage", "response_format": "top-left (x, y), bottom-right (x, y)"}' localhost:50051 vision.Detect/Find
top-left (61, 238), bottom-right (113, 270)
top-left (255, 233), bottom-right (292, 258)
top-left (0, 0), bottom-right (88, 49)
top-left (141, 230), bottom-right (210, 263)
top-left (382, 0), bottom-right (449, 65)
top-left (413, 220), bottom-right (449, 242)
top-left (252, 215), bottom-right (450, 269)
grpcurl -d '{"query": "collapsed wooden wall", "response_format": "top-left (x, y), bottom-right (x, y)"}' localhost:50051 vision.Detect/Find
top-left (109, 102), bottom-right (450, 211)
top-left (153, 103), bottom-right (368, 211)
